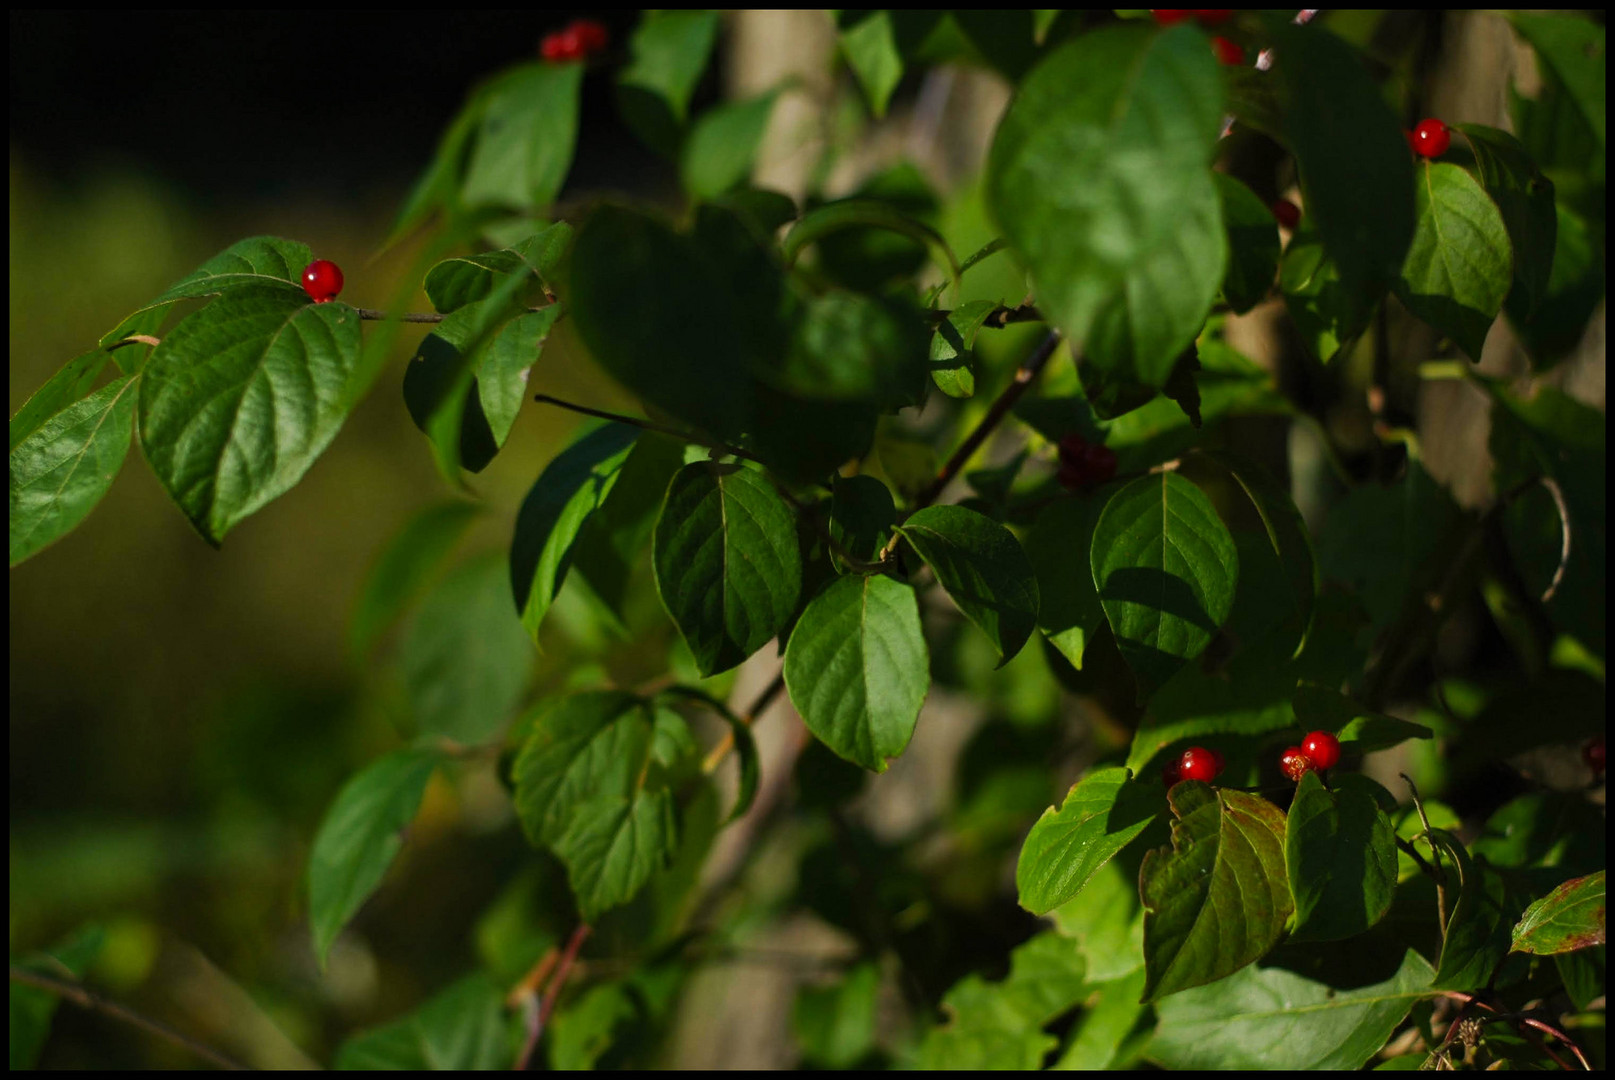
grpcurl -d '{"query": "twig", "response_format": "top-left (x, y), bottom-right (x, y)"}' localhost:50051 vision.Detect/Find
top-left (914, 330), bottom-right (1063, 511)
top-left (9, 965), bottom-right (249, 1071)
top-left (108, 334), bottom-right (162, 350)
top-left (355, 304), bottom-right (554, 324)
top-left (1394, 835), bottom-right (1438, 879)
top-left (1520, 1016), bottom-right (1592, 1071)
top-left (1527, 476), bottom-right (1571, 602)
top-left (531, 393), bottom-right (763, 465)
top-left (700, 671), bottom-right (786, 775)
top-left (921, 302), bottom-right (1044, 328)
top-left (514, 923), bottom-right (592, 1071)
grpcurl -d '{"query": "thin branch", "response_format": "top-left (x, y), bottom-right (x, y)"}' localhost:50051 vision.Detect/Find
top-left (700, 671), bottom-right (786, 775)
top-left (1520, 1016), bottom-right (1592, 1071)
top-left (108, 334), bottom-right (162, 350)
top-left (915, 330), bottom-right (1063, 511)
top-left (1394, 835), bottom-right (1438, 880)
top-left (355, 304), bottom-right (555, 324)
top-left (530, 393), bottom-right (763, 466)
top-left (921, 302), bottom-right (1044, 328)
top-left (514, 923), bottom-right (592, 1071)
top-left (9, 965), bottom-right (248, 1071)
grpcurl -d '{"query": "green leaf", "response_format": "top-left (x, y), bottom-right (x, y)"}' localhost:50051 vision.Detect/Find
top-left (1429, 829), bottom-right (1514, 991)
top-left (656, 686), bottom-right (759, 823)
top-left (334, 972), bottom-right (511, 1069)
top-left (1149, 949), bottom-right (1435, 1069)
top-left (1506, 200), bottom-right (1605, 368)
top-left (838, 11), bottom-right (904, 118)
top-left (784, 573), bottom-right (929, 772)
top-left (987, 23), bottom-right (1224, 389)
top-left (308, 748), bottom-right (441, 966)
top-left (1215, 173), bottom-right (1282, 314)
top-left (422, 224), bottom-right (572, 313)
top-left (681, 91), bottom-right (781, 200)
top-left (1453, 124), bottom-right (1557, 320)
top-left (98, 236), bottom-right (311, 349)
top-left (897, 504), bottom-right (1040, 666)
top-left (138, 292), bottom-right (363, 544)
top-left (1291, 684), bottom-right (1434, 754)
top-left (10, 925), bottom-right (105, 1070)
top-left (1508, 14), bottom-right (1605, 149)
top-left (1140, 783), bottom-right (1292, 1002)
top-left (568, 206), bottom-right (754, 441)
top-left (653, 461), bottom-right (802, 677)
top-left (1269, 22), bottom-right (1414, 326)
top-left (475, 305), bottom-right (561, 449)
top-left (1053, 969), bottom-right (1147, 1070)
top-left (1512, 871), bottom-right (1606, 955)
top-left (1279, 226), bottom-right (1364, 363)
top-left (1017, 766), bottom-right (1165, 916)
top-left (510, 423), bottom-right (640, 646)
top-left (1091, 472), bottom-right (1240, 699)
top-left (9, 349), bottom-right (114, 452)
top-left (793, 961), bottom-right (880, 1069)
top-left (913, 931), bottom-right (1088, 1070)
top-left (1286, 772), bottom-right (1398, 943)
top-left (784, 199), bottom-right (960, 288)
top-left (9, 373), bottom-right (137, 567)
top-left (350, 501), bottom-right (482, 660)
top-left (385, 83), bottom-right (494, 247)
top-left (459, 62), bottom-right (582, 212)
top-left (399, 553), bottom-right (532, 744)
top-left (548, 983), bottom-right (639, 1071)
top-left (929, 299), bottom-right (999, 399)
top-left (511, 692), bottom-right (682, 920)
top-left (617, 10), bottom-right (722, 155)
top-left (569, 432), bottom-right (687, 619)
top-left (776, 290), bottom-right (929, 408)
top-left (1052, 859), bottom-right (1145, 983)
top-left (1394, 162), bottom-right (1513, 361)
top-left (828, 474), bottom-right (896, 573)
top-left (1208, 450), bottom-right (1316, 657)
top-left (402, 269), bottom-right (530, 480)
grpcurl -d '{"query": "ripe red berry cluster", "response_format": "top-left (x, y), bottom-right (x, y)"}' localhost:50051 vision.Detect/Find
top-left (541, 18), bottom-right (609, 64)
top-left (301, 259), bottom-right (343, 304)
top-left (1151, 9), bottom-right (1232, 26)
top-left (1280, 730), bottom-right (1341, 782)
top-left (1407, 118), bottom-right (1451, 159)
top-left (1162, 746), bottom-right (1225, 786)
top-left (1056, 433), bottom-right (1118, 492)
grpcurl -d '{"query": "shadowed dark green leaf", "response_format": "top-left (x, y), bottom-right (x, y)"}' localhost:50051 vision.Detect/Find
top-left (1208, 450), bottom-right (1316, 657)
top-left (1512, 871), bottom-right (1606, 955)
top-left (1508, 14), bottom-right (1605, 149)
top-left (422, 224), bottom-right (572, 313)
top-left (1140, 783), bottom-right (1292, 1001)
top-left (1024, 488), bottom-right (1111, 670)
top-left (511, 423), bottom-right (640, 645)
top-left (1286, 772), bottom-right (1398, 942)
top-left (399, 553), bottom-right (532, 743)
top-left (653, 461), bottom-right (801, 677)
top-left (10, 926), bottom-right (105, 1070)
top-left (570, 432), bottom-right (687, 620)
top-left (1017, 766), bottom-right (1165, 916)
top-left (1506, 200), bottom-right (1605, 368)
top-left (1453, 124), bottom-right (1556, 320)
top-left (1150, 949), bottom-right (1434, 1069)
top-left (1053, 969), bottom-right (1147, 1070)
top-left (1291, 683), bottom-right (1433, 754)
top-left (9, 373), bottom-right (137, 567)
top-left (777, 290), bottom-right (930, 408)
top-left (898, 504), bottom-right (1040, 666)
top-left (828, 474), bottom-right (896, 573)
top-left (1215, 173), bottom-right (1282, 314)
top-left (618, 10), bottom-right (721, 154)
top-left (1092, 472), bottom-right (1239, 699)
top-left (309, 748), bottom-right (442, 966)
top-left (1394, 162), bottom-right (1512, 361)
top-left (988, 24), bottom-right (1224, 389)
top-left (793, 961), bottom-right (880, 1069)
top-left (350, 502), bottom-right (482, 660)
top-left (1430, 829), bottom-right (1514, 991)
top-left (138, 292), bottom-right (363, 544)
top-left (784, 573), bottom-right (928, 772)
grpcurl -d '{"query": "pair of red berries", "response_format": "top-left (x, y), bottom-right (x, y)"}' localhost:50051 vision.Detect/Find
top-left (1407, 118), bottom-right (1451, 159)
top-left (302, 259), bottom-right (343, 304)
top-left (1162, 746), bottom-right (1225, 786)
top-left (1280, 730), bottom-right (1342, 782)
top-left (1056, 433), bottom-right (1118, 492)
top-left (541, 18), bottom-right (609, 64)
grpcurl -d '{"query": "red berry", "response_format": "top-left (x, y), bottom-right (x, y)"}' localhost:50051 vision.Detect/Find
top-left (1410, 118), bottom-right (1450, 159)
top-left (1162, 759), bottom-right (1184, 787)
top-left (1271, 199), bottom-right (1300, 230)
top-left (541, 27), bottom-right (584, 63)
top-left (1280, 746), bottom-right (1315, 782)
top-left (1057, 462), bottom-right (1087, 493)
top-left (1082, 444), bottom-right (1118, 486)
top-left (1151, 10), bottom-right (1194, 25)
top-left (1211, 35), bottom-right (1245, 65)
top-left (301, 259), bottom-right (343, 304)
top-left (1057, 432), bottom-right (1089, 466)
top-left (570, 18), bottom-right (609, 55)
top-left (1192, 9), bottom-right (1233, 24)
top-left (1179, 746), bottom-right (1221, 783)
top-left (1301, 730), bottom-right (1341, 771)
top-left (1584, 736), bottom-right (1606, 775)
